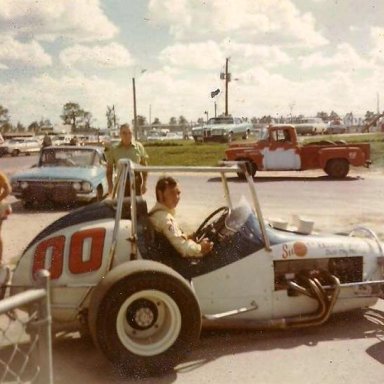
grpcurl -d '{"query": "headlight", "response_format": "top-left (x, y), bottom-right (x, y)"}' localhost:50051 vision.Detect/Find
top-left (72, 182), bottom-right (81, 191)
top-left (81, 182), bottom-right (92, 192)
top-left (20, 181), bottom-right (29, 189)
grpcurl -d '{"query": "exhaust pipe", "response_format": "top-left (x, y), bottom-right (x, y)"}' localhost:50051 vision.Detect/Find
top-left (202, 272), bottom-right (340, 331)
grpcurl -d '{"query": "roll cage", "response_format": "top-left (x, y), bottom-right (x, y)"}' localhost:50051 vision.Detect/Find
top-left (108, 160), bottom-right (272, 268)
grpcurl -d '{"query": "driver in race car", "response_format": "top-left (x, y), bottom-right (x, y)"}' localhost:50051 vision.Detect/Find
top-left (149, 176), bottom-right (214, 258)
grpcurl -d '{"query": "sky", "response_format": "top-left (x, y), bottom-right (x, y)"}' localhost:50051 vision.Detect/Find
top-left (0, 0), bottom-right (383, 128)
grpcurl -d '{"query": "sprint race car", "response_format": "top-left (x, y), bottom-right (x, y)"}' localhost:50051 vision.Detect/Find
top-left (1, 160), bottom-right (384, 376)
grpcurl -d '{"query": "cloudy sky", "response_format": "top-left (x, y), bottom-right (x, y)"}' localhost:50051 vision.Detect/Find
top-left (0, 0), bottom-right (383, 127)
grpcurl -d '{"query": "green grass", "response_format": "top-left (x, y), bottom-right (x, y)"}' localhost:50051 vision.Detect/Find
top-left (144, 140), bottom-right (227, 166)
top-left (144, 134), bottom-right (384, 168)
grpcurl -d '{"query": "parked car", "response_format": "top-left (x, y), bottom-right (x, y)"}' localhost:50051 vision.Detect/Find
top-left (192, 116), bottom-right (252, 143)
top-left (2, 160), bottom-right (384, 377)
top-left (293, 117), bottom-right (328, 135)
top-left (10, 146), bottom-right (108, 207)
top-left (0, 138), bottom-right (41, 157)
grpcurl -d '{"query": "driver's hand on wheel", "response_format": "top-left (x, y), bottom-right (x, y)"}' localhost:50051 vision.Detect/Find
top-left (199, 238), bottom-right (214, 256)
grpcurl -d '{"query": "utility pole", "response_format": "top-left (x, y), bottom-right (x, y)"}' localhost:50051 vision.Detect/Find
top-left (132, 77), bottom-right (138, 140)
top-left (220, 58), bottom-right (231, 116)
top-left (225, 58), bottom-right (230, 116)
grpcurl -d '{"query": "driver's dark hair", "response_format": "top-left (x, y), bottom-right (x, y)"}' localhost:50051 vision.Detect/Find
top-left (155, 176), bottom-right (178, 201)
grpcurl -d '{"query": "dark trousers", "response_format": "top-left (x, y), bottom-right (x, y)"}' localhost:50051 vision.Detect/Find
top-left (124, 173), bottom-right (143, 196)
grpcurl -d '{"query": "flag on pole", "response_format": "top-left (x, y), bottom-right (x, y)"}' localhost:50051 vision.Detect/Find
top-left (211, 88), bottom-right (220, 98)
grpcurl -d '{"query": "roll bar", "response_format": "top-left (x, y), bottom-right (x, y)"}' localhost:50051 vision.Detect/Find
top-left (110, 160), bottom-right (271, 264)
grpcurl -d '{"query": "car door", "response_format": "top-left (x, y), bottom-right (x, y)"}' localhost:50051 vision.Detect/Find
top-left (262, 128), bottom-right (301, 170)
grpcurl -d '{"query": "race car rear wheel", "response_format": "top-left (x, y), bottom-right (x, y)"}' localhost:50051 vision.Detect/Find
top-left (90, 267), bottom-right (201, 377)
top-left (324, 158), bottom-right (349, 178)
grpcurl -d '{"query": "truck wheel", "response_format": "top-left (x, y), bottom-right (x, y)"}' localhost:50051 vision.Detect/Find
top-left (242, 130), bottom-right (250, 140)
top-left (324, 159), bottom-right (349, 178)
top-left (236, 159), bottom-right (257, 179)
top-left (90, 270), bottom-right (201, 377)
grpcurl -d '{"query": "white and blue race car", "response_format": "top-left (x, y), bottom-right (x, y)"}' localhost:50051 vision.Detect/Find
top-left (2, 160), bottom-right (384, 376)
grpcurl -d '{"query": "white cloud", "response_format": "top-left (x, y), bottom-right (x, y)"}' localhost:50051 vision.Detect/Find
top-left (369, 26), bottom-right (384, 63)
top-left (0, 0), bottom-right (118, 42)
top-left (298, 43), bottom-right (371, 71)
top-left (159, 39), bottom-right (291, 72)
top-left (59, 43), bottom-right (134, 69)
top-left (0, 36), bottom-right (52, 68)
top-left (159, 41), bottom-right (224, 69)
top-left (148, 0), bottom-right (328, 47)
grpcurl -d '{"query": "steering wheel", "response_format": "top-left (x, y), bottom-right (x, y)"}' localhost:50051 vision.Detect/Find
top-left (194, 206), bottom-right (229, 242)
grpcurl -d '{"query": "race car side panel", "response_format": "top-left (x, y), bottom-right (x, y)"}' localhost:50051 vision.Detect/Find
top-left (192, 249), bottom-right (274, 319)
top-left (11, 218), bottom-right (133, 323)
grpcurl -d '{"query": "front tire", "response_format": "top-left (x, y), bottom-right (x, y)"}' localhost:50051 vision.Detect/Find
top-left (236, 158), bottom-right (257, 179)
top-left (324, 158), bottom-right (349, 178)
top-left (90, 268), bottom-right (201, 377)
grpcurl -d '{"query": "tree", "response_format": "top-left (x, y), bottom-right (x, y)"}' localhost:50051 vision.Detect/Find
top-left (316, 111), bottom-right (329, 122)
top-left (197, 117), bottom-right (204, 125)
top-left (106, 105), bottom-right (117, 130)
top-left (178, 115), bottom-right (188, 125)
top-left (364, 111), bottom-right (375, 121)
top-left (0, 105), bottom-right (10, 132)
top-left (152, 117), bottom-right (161, 125)
top-left (137, 115), bottom-right (146, 126)
top-left (61, 102), bottom-right (86, 132)
top-left (329, 111), bottom-right (340, 122)
top-left (16, 122), bottom-right (25, 132)
top-left (169, 117), bottom-right (177, 125)
top-left (83, 111), bottom-right (93, 131)
top-left (28, 121), bottom-right (40, 133)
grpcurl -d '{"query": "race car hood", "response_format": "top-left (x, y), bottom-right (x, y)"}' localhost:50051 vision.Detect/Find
top-left (11, 166), bottom-right (102, 181)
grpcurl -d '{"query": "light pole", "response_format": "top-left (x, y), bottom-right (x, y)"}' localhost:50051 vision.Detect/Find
top-left (132, 77), bottom-right (138, 140)
top-left (204, 111), bottom-right (208, 123)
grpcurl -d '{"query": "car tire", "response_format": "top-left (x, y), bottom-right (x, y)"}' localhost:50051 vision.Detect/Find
top-left (23, 200), bottom-right (34, 209)
top-left (242, 130), bottom-right (250, 140)
top-left (89, 265), bottom-right (201, 377)
top-left (11, 149), bottom-right (20, 157)
top-left (235, 158), bottom-right (257, 179)
top-left (324, 158), bottom-right (349, 178)
top-left (95, 185), bottom-right (104, 202)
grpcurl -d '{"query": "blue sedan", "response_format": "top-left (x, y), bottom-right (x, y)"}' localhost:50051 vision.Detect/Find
top-left (11, 146), bottom-right (108, 207)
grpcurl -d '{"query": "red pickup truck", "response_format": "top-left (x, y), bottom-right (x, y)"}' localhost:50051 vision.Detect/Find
top-left (225, 124), bottom-right (371, 178)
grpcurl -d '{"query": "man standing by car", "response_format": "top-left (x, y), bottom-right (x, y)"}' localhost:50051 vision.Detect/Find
top-left (106, 123), bottom-right (148, 196)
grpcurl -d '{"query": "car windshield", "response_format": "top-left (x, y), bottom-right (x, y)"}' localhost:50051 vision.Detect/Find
top-left (208, 117), bottom-right (234, 125)
top-left (41, 148), bottom-right (97, 167)
top-left (225, 202), bottom-right (263, 245)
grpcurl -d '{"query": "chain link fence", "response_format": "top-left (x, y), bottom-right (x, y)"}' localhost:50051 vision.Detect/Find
top-left (0, 270), bottom-right (53, 384)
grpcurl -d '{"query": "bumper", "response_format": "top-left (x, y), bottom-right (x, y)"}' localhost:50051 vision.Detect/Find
top-left (13, 185), bottom-right (96, 203)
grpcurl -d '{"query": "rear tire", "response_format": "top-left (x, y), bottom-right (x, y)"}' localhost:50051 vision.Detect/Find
top-left (324, 159), bottom-right (349, 178)
top-left (11, 149), bottom-right (19, 157)
top-left (89, 269), bottom-right (201, 377)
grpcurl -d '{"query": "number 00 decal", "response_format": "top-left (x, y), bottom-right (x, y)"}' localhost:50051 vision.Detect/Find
top-left (33, 228), bottom-right (106, 280)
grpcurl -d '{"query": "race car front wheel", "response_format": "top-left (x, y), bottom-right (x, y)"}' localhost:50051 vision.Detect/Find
top-left (89, 266), bottom-right (201, 377)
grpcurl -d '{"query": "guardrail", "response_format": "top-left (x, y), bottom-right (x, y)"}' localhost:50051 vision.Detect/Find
top-left (0, 270), bottom-right (53, 384)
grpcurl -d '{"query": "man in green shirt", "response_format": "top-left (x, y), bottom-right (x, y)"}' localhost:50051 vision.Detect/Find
top-left (106, 124), bottom-right (149, 196)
